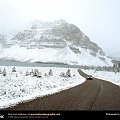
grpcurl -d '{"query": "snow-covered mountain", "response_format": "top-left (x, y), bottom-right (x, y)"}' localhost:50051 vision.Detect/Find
top-left (0, 19), bottom-right (113, 66)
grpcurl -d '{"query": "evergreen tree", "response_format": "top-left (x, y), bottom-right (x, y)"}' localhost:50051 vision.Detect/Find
top-left (3, 68), bottom-right (6, 76)
top-left (37, 72), bottom-right (42, 78)
top-left (48, 69), bottom-right (53, 76)
top-left (44, 73), bottom-right (47, 76)
top-left (0, 68), bottom-right (2, 74)
top-left (33, 69), bottom-right (39, 76)
top-left (16, 74), bottom-right (18, 77)
top-left (113, 63), bottom-right (116, 68)
top-left (118, 62), bottom-right (120, 68)
top-left (66, 69), bottom-right (71, 77)
top-left (59, 72), bottom-right (66, 77)
top-left (12, 67), bottom-right (16, 72)
top-left (26, 70), bottom-right (29, 76)
top-left (30, 69), bottom-right (34, 75)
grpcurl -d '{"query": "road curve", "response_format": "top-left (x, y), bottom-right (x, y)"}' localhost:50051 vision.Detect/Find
top-left (4, 69), bottom-right (120, 110)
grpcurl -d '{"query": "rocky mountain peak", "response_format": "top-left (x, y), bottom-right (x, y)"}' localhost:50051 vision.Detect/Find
top-left (8, 19), bottom-right (106, 56)
top-left (0, 19), bottom-right (113, 66)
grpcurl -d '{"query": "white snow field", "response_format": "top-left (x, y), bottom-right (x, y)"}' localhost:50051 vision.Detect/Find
top-left (0, 66), bottom-right (85, 109)
top-left (1, 66), bottom-right (119, 109)
top-left (0, 45), bottom-right (113, 66)
top-left (83, 69), bottom-right (120, 86)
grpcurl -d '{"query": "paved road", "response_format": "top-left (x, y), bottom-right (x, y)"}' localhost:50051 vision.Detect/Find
top-left (5, 69), bottom-right (120, 110)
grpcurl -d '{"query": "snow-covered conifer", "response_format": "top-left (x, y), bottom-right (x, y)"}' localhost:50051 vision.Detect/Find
top-left (37, 72), bottom-right (42, 78)
top-left (48, 69), bottom-right (53, 76)
top-left (0, 68), bottom-right (2, 74)
top-left (16, 74), bottom-right (18, 77)
top-left (33, 69), bottom-right (39, 76)
top-left (26, 70), bottom-right (29, 76)
top-left (118, 62), bottom-right (120, 68)
top-left (3, 68), bottom-right (6, 76)
top-left (44, 73), bottom-right (47, 76)
top-left (59, 72), bottom-right (66, 77)
top-left (30, 69), bottom-right (34, 75)
top-left (66, 69), bottom-right (71, 77)
top-left (12, 67), bottom-right (16, 72)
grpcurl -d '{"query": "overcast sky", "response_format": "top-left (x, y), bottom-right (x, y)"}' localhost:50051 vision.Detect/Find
top-left (0, 0), bottom-right (120, 58)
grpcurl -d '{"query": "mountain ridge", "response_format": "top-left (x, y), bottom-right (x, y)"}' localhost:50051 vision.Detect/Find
top-left (0, 19), bottom-right (113, 66)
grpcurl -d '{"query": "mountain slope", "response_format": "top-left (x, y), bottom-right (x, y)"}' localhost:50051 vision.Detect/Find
top-left (0, 19), bottom-right (113, 66)
top-left (11, 20), bottom-right (105, 55)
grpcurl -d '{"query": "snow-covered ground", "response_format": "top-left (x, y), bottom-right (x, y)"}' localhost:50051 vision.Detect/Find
top-left (83, 69), bottom-right (120, 86)
top-left (0, 66), bottom-right (85, 109)
top-left (1, 65), bottom-right (119, 109)
top-left (0, 45), bottom-right (112, 66)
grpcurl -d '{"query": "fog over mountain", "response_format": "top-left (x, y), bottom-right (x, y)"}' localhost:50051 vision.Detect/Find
top-left (0, 0), bottom-right (120, 60)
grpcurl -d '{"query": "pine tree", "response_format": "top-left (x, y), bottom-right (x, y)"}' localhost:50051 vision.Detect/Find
top-left (33, 69), bottom-right (39, 76)
top-left (30, 69), bottom-right (34, 75)
top-left (113, 63), bottom-right (116, 68)
top-left (12, 67), bottom-right (16, 72)
top-left (3, 68), bottom-right (6, 76)
top-left (16, 74), bottom-right (18, 77)
top-left (44, 73), bottom-right (47, 76)
top-left (37, 72), bottom-right (42, 78)
top-left (118, 62), bottom-right (120, 68)
top-left (0, 68), bottom-right (2, 74)
top-left (59, 72), bottom-right (66, 77)
top-left (48, 69), bottom-right (53, 76)
top-left (26, 70), bottom-right (29, 76)
top-left (66, 69), bottom-right (71, 77)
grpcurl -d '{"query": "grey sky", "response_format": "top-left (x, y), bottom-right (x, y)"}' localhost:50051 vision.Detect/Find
top-left (0, 0), bottom-right (120, 58)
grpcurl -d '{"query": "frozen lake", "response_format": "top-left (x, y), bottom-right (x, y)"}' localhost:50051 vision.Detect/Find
top-left (0, 59), bottom-right (80, 68)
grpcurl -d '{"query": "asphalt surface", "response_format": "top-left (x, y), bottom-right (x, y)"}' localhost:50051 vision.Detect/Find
top-left (4, 69), bottom-right (120, 110)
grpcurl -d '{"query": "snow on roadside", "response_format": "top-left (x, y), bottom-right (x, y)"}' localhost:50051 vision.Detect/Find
top-left (83, 69), bottom-right (120, 86)
top-left (0, 66), bottom-right (85, 109)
